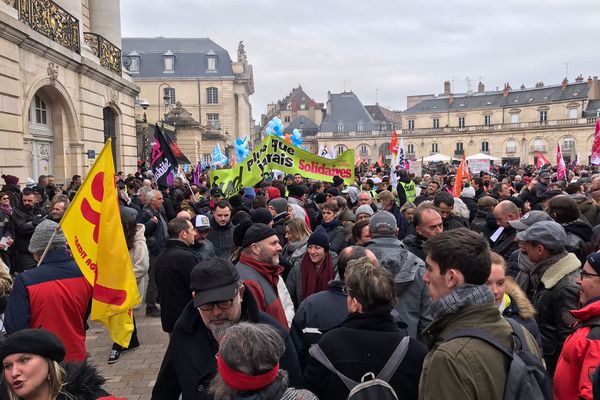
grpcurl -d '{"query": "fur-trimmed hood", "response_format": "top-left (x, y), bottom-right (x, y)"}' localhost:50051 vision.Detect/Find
top-left (505, 278), bottom-right (536, 320)
top-left (57, 361), bottom-right (119, 400)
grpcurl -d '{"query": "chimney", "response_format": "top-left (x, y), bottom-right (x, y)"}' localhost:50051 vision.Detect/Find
top-left (535, 81), bottom-right (544, 88)
top-left (575, 74), bottom-right (584, 83)
top-left (478, 81), bottom-right (485, 93)
top-left (502, 83), bottom-right (510, 97)
top-left (520, 84), bottom-right (526, 90)
top-left (443, 80), bottom-right (451, 95)
top-left (448, 94), bottom-right (454, 104)
top-left (588, 76), bottom-right (593, 85)
top-left (589, 76), bottom-right (600, 101)
top-left (562, 78), bottom-right (568, 90)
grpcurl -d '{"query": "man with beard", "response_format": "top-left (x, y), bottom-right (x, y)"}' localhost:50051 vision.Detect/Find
top-left (10, 188), bottom-right (46, 272)
top-left (235, 223), bottom-right (288, 329)
top-left (190, 214), bottom-right (215, 261)
top-left (151, 258), bottom-right (302, 400)
top-left (48, 195), bottom-right (69, 222)
top-left (414, 181), bottom-right (440, 206)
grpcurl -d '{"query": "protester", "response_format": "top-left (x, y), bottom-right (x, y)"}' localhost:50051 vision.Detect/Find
top-left (281, 218), bottom-right (311, 267)
top-left (206, 200), bottom-right (234, 259)
top-left (190, 214), bottom-right (215, 261)
top-left (318, 202), bottom-right (346, 254)
top-left (402, 205), bottom-right (443, 261)
top-left (10, 187), bottom-right (46, 273)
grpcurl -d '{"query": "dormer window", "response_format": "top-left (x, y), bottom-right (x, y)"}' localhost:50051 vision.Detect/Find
top-left (125, 51), bottom-right (140, 73)
top-left (163, 50), bottom-right (175, 73)
top-left (207, 50), bottom-right (217, 71)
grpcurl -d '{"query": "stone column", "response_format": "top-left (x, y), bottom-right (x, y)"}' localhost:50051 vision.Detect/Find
top-left (89, 0), bottom-right (121, 49)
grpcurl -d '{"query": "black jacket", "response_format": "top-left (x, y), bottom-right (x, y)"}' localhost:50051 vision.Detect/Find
top-left (136, 206), bottom-right (168, 256)
top-left (562, 219), bottom-right (593, 263)
top-left (10, 204), bottom-right (45, 272)
top-left (206, 218), bottom-right (233, 259)
top-left (55, 362), bottom-right (114, 400)
top-left (470, 209), bottom-right (494, 235)
top-left (304, 313), bottom-right (427, 400)
top-left (402, 234), bottom-right (426, 261)
top-left (442, 214), bottom-right (469, 231)
top-left (460, 196), bottom-right (478, 222)
top-left (388, 203), bottom-right (408, 240)
top-left (155, 239), bottom-right (200, 333)
top-left (490, 226), bottom-right (519, 261)
top-left (151, 288), bottom-right (303, 400)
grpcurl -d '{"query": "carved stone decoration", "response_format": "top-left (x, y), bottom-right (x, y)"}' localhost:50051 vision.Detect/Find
top-left (111, 89), bottom-right (119, 104)
top-left (237, 40), bottom-right (247, 64)
top-left (47, 61), bottom-right (58, 85)
top-left (3, 0), bottom-right (16, 7)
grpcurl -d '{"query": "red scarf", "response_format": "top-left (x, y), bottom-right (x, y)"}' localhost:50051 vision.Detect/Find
top-left (238, 253), bottom-right (283, 288)
top-left (217, 353), bottom-right (279, 391)
top-left (300, 252), bottom-right (334, 301)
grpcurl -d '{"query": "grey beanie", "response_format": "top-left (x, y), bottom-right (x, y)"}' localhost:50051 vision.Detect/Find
top-left (269, 198), bottom-right (288, 214)
top-left (28, 219), bottom-right (67, 255)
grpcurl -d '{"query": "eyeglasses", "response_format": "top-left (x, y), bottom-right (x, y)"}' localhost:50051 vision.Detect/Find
top-left (1, 197), bottom-right (8, 200)
top-left (341, 286), bottom-right (352, 296)
top-left (580, 268), bottom-right (600, 279)
top-left (198, 290), bottom-right (240, 311)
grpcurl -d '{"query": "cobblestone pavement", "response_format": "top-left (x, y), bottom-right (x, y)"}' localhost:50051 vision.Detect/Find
top-left (85, 310), bottom-right (169, 400)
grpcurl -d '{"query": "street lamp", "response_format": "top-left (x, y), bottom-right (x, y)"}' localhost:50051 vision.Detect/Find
top-left (158, 83), bottom-right (171, 123)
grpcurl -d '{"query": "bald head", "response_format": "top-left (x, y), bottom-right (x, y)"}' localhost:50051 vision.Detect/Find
top-left (494, 200), bottom-right (520, 228)
top-left (338, 246), bottom-right (377, 280)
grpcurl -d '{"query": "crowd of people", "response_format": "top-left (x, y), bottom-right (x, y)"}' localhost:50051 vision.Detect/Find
top-left (2, 160), bottom-right (600, 398)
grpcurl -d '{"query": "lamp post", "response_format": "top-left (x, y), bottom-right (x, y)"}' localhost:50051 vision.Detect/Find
top-left (137, 98), bottom-right (150, 163)
top-left (157, 83), bottom-right (171, 123)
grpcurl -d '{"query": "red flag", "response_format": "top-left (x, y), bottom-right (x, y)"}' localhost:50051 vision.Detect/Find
top-left (454, 155), bottom-right (466, 198)
top-left (557, 143), bottom-right (566, 180)
top-left (536, 153), bottom-right (550, 169)
top-left (390, 131), bottom-right (399, 155)
top-left (378, 153), bottom-right (383, 166)
top-left (591, 119), bottom-right (600, 165)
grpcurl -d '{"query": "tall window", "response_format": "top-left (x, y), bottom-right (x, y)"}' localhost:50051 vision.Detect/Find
top-left (337, 121), bottom-right (344, 132)
top-left (407, 144), bottom-right (414, 154)
top-left (207, 113), bottom-right (220, 129)
top-left (129, 57), bottom-right (139, 72)
top-left (455, 142), bottom-right (464, 154)
top-left (284, 116), bottom-right (291, 123)
top-left (408, 120), bottom-right (415, 130)
top-left (569, 108), bottom-right (578, 119)
top-left (433, 118), bottom-right (440, 128)
top-left (203, 154), bottom-right (212, 164)
top-left (458, 117), bottom-right (465, 128)
top-left (484, 115), bottom-right (491, 126)
top-left (481, 141), bottom-right (490, 153)
top-left (539, 110), bottom-right (548, 123)
top-left (206, 87), bottom-right (218, 104)
top-left (207, 56), bottom-right (216, 71)
top-left (357, 120), bottom-right (364, 131)
top-left (336, 145), bottom-right (347, 155)
top-left (563, 138), bottom-right (575, 151)
top-left (163, 88), bottom-right (176, 105)
top-left (30, 94), bottom-right (48, 125)
top-left (511, 113), bottom-right (520, 124)
top-left (431, 143), bottom-right (438, 153)
top-left (163, 57), bottom-right (174, 72)
top-left (506, 140), bottom-right (517, 154)
top-left (359, 145), bottom-right (368, 156)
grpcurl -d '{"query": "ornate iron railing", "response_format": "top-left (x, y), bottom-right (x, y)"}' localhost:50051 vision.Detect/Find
top-left (83, 32), bottom-right (122, 76)
top-left (17, 0), bottom-right (80, 53)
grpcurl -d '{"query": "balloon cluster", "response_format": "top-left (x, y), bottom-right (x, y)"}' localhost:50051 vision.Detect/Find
top-left (264, 118), bottom-right (303, 147)
top-left (234, 137), bottom-right (250, 163)
top-left (290, 128), bottom-right (302, 147)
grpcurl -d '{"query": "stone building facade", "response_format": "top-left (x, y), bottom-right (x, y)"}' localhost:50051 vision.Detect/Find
top-left (0, 0), bottom-right (138, 184)
top-left (122, 37), bottom-right (254, 164)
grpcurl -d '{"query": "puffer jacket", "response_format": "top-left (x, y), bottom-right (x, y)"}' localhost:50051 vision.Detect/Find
top-left (562, 218), bottom-right (593, 263)
top-left (206, 218), bottom-right (234, 259)
top-left (554, 298), bottom-right (600, 400)
top-left (363, 236), bottom-right (431, 339)
top-left (531, 252), bottom-right (581, 375)
top-left (420, 303), bottom-right (542, 400)
top-left (502, 278), bottom-right (542, 350)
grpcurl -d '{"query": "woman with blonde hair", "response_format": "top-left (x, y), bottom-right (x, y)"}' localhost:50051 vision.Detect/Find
top-left (281, 218), bottom-right (311, 267)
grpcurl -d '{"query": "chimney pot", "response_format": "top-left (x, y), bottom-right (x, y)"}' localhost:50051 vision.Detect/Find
top-left (444, 81), bottom-right (451, 95)
top-left (562, 78), bottom-right (568, 90)
top-left (478, 81), bottom-right (485, 93)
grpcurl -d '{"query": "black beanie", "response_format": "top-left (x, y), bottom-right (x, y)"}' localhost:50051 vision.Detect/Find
top-left (233, 219), bottom-right (253, 247)
top-left (250, 208), bottom-right (273, 225)
top-left (307, 225), bottom-right (330, 251)
top-left (231, 211), bottom-right (250, 227)
top-left (0, 329), bottom-right (65, 363)
top-left (588, 252), bottom-right (600, 275)
top-left (242, 223), bottom-right (277, 248)
top-left (288, 184), bottom-right (305, 198)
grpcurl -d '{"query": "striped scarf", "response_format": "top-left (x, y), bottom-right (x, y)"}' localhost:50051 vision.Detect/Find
top-left (429, 284), bottom-right (495, 320)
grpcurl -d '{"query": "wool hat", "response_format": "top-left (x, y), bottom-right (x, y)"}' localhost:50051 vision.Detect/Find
top-left (1, 174), bottom-right (18, 185)
top-left (326, 187), bottom-right (340, 197)
top-left (233, 219), bottom-right (253, 247)
top-left (307, 226), bottom-right (330, 251)
top-left (314, 192), bottom-right (327, 204)
top-left (0, 329), bottom-right (65, 363)
top-left (333, 176), bottom-right (344, 188)
top-left (369, 211), bottom-right (397, 236)
top-left (193, 214), bottom-right (211, 230)
top-left (477, 196), bottom-right (498, 208)
top-left (231, 211), bottom-right (250, 227)
top-left (242, 223), bottom-right (277, 248)
top-left (287, 184), bottom-right (305, 198)
top-left (461, 186), bottom-right (476, 199)
top-left (210, 187), bottom-right (223, 197)
top-left (508, 210), bottom-right (553, 231)
top-left (269, 198), bottom-right (288, 214)
top-left (515, 221), bottom-right (567, 250)
top-left (266, 186), bottom-right (281, 200)
top-left (355, 205), bottom-right (374, 218)
top-left (228, 195), bottom-right (243, 209)
top-left (250, 208), bottom-right (273, 225)
top-left (28, 219), bottom-right (67, 254)
top-left (587, 252), bottom-right (600, 275)
top-left (377, 190), bottom-right (395, 203)
top-left (190, 258), bottom-right (240, 307)
top-left (243, 187), bottom-right (256, 199)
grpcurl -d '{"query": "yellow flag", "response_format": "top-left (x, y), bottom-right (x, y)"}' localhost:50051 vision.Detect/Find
top-left (61, 140), bottom-right (140, 347)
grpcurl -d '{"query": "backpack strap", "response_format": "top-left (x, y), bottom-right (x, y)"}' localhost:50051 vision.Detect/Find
top-left (377, 336), bottom-right (410, 381)
top-left (505, 318), bottom-right (531, 352)
top-left (308, 344), bottom-right (358, 390)
top-left (444, 328), bottom-right (513, 359)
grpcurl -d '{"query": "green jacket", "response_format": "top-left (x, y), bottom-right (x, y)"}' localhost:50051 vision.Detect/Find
top-left (419, 303), bottom-right (542, 400)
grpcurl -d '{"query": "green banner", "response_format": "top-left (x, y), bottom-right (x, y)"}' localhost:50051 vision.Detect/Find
top-left (210, 136), bottom-right (355, 195)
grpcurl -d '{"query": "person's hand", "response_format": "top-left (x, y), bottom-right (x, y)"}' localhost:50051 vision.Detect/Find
top-left (528, 179), bottom-right (537, 191)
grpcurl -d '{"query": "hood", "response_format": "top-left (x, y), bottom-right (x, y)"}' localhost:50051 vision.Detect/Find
top-left (62, 362), bottom-right (108, 399)
top-left (505, 278), bottom-right (536, 320)
top-left (571, 297), bottom-right (600, 321)
top-left (133, 223), bottom-right (145, 243)
top-left (563, 219), bottom-right (593, 241)
top-left (338, 207), bottom-right (356, 223)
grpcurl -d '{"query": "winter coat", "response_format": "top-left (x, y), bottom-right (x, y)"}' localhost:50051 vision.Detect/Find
top-left (470, 209), bottom-right (493, 234)
top-left (502, 278), bottom-right (542, 350)
top-left (5, 249), bottom-right (93, 362)
top-left (52, 362), bottom-right (122, 400)
top-left (281, 237), bottom-right (308, 267)
top-left (402, 233), bottom-right (426, 261)
top-left (554, 298), bottom-right (600, 400)
top-left (190, 240), bottom-right (215, 261)
top-left (442, 213), bottom-right (469, 231)
top-left (490, 226), bottom-right (519, 262)
top-left (286, 252), bottom-right (338, 308)
top-left (320, 220), bottom-right (346, 254)
top-left (363, 236), bottom-right (431, 339)
top-left (531, 252), bottom-right (581, 375)
top-left (206, 218), bottom-right (234, 259)
top-left (304, 313), bottom-right (427, 400)
top-left (291, 280), bottom-right (348, 369)
top-left (571, 193), bottom-right (597, 225)
top-left (277, 278), bottom-right (295, 328)
top-left (419, 303), bottom-right (542, 400)
top-left (10, 203), bottom-right (45, 272)
top-left (136, 206), bottom-right (168, 256)
top-left (562, 218), bottom-right (593, 263)
top-left (388, 202), bottom-right (408, 240)
top-left (337, 206), bottom-right (356, 243)
top-left (151, 289), bottom-right (303, 400)
top-left (155, 239), bottom-right (200, 333)
top-left (460, 196), bottom-right (478, 222)
top-left (130, 224), bottom-right (149, 305)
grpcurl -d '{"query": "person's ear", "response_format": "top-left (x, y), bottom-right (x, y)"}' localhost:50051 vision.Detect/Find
top-left (239, 285), bottom-right (245, 301)
top-left (445, 268), bottom-right (465, 289)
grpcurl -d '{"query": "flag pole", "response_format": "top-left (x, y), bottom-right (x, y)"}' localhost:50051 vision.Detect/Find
top-left (35, 225), bottom-right (59, 267)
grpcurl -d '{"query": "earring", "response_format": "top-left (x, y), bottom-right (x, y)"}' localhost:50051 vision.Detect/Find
top-left (47, 374), bottom-right (51, 381)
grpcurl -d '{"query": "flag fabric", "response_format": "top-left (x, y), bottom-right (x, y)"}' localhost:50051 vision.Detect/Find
top-left (151, 124), bottom-right (179, 186)
top-left (536, 152), bottom-right (551, 169)
top-left (557, 143), bottom-right (566, 180)
top-left (397, 137), bottom-right (406, 169)
top-left (571, 153), bottom-right (580, 171)
top-left (454, 154), bottom-right (467, 198)
top-left (61, 140), bottom-right (140, 348)
top-left (211, 144), bottom-right (228, 166)
top-left (591, 119), bottom-right (600, 165)
top-left (162, 130), bottom-right (191, 165)
top-left (390, 131), bottom-right (399, 156)
top-left (328, 145), bottom-right (336, 160)
top-left (378, 153), bottom-right (383, 166)
top-left (193, 162), bottom-right (201, 186)
top-left (318, 143), bottom-right (332, 159)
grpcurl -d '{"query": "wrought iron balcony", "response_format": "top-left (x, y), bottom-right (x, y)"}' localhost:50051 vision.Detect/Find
top-left (17, 0), bottom-right (80, 53)
top-left (83, 32), bottom-right (122, 76)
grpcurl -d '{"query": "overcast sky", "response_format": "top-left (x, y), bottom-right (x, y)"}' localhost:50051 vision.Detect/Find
top-left (121, 0), bottom-right (600, 123)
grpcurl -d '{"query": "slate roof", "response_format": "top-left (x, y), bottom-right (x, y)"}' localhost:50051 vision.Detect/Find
top-left (365, 104), bottom-right (403, 127)
top-left (284, 115), bottom-right (320, 136)
top-left (404, 83), bottom-right (590, 115)
top-left (585, 100), bottom-right (600, 117)
top-left (122, 37), bottom-right (234, 78)
top-left (320, 92), bottom-right (379, 132)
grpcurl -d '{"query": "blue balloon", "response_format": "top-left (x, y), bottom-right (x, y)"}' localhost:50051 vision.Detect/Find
top-left (265, 127), bottom-right (274, 135)
top-left (292, 128), bottom-right (300, 136)
top-left (235, 137), bottom-right (245, 146)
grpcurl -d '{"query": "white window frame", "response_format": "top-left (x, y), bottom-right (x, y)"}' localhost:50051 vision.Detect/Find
top-left (163, 88), bottom-right (176, 106)
top-left (569, 108), bottom-right (578, 119)
top-left (484, 115), bottom-right (491, 126)
top-left (481, 141), bottom-right (490, 153)
top-left (511, 113), bottom-right (520, 124)
top-left (408, 120), bottom-right (415, 130)
top-left (432, 118), bottom-right (439, 129)
top-left (337, 121), bottom-right (344, 132)
top-left (458, 117), bottom-right (465, 128)
top-left (539, 110), bottom-right (548, 123)
top-left (163, 57), bottom-right (174, 73)
top-left (431, 143), bottom-right (438, 153)
top-left (407, 144), bottom-right (415, 154)
top-left (207, 113), bottom-right (220, 129)
top-left (207, 56), bottom-right (216, 71)
top-left (129, 57), bottom-right (139, 72)
top-left (206, 87), bottom-right (219, 104)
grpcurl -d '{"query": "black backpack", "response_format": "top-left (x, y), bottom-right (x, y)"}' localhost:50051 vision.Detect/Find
top-left (444, 318), bottom-right (552, 400)
top-left (308, 336), bottom-right (410, 400)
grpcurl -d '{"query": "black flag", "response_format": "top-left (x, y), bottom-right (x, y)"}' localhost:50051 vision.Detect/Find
top-left (151, 124), bottom-right (178, 187)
